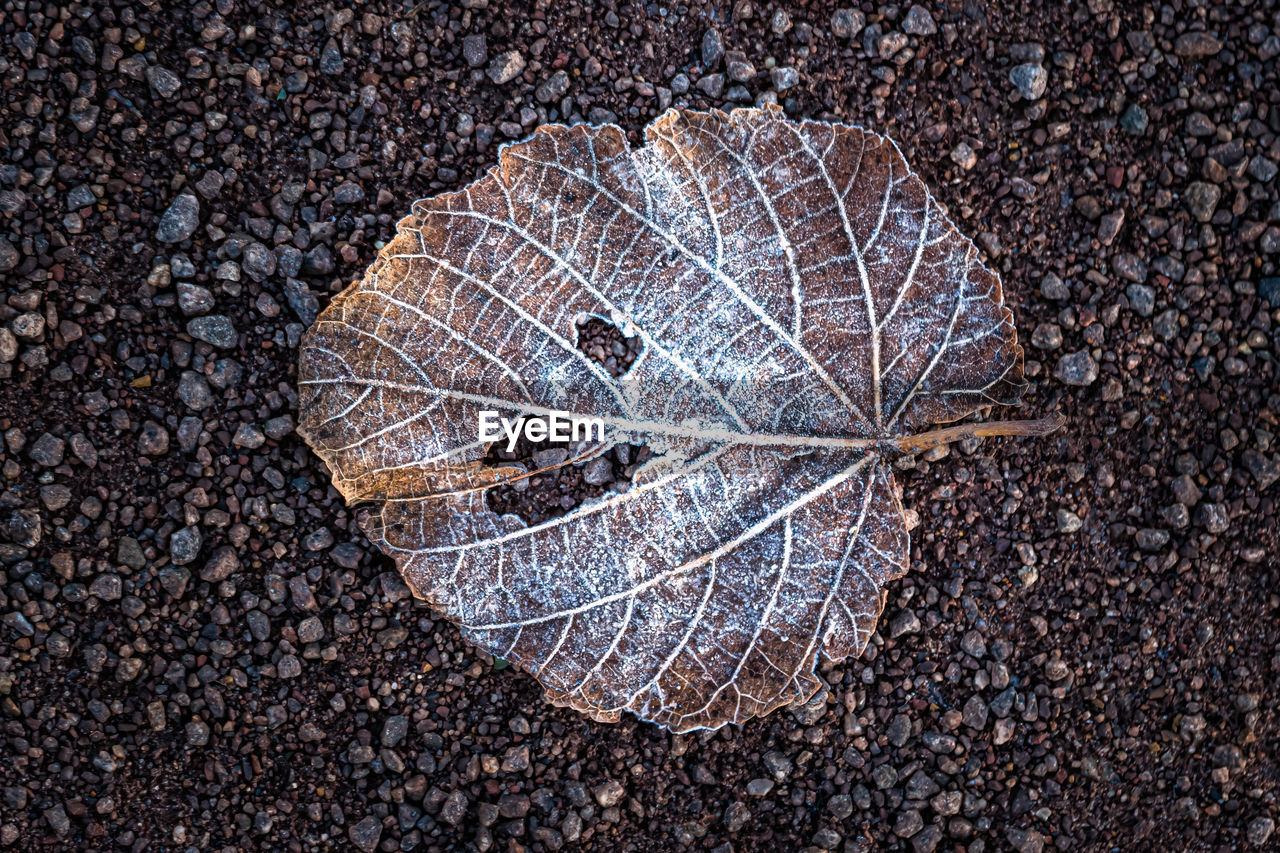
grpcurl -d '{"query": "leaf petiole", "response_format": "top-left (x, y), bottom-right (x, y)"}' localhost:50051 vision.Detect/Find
top-left (891, 413), bottom-right (1066, 455)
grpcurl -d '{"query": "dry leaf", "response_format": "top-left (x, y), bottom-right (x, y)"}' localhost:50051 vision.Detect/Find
top-left (297, 105), bottom-right (1060, 732)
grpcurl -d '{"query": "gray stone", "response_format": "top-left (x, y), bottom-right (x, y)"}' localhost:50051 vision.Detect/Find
top-left (158, 565), bottom-right (191, 598)
top-left (727, 57), bottom-right (755, 83)
top-left (331, 542), bottom-right (364, 569)
top-left (887, 712), bottom-right (912, 746)
top-left (89, 573), bottom-right (122, 600)
top-left (441, 791), bottom-right (468, 826)
top-left (1031, 322), bottom-right (1062, 350)
top-left (11, 312), bottom-right (44, 339)
top-left (185, 720), bottom-right (210, 746)
top-left (332, 181), bottom-right (364, 204)
top-left (289, 575), bottom-right (318, 610)
top-left (298, 616), bottom-right (325, 643)
top-left (872, 764), bottom-right (899, 790)
top-left (532, 447), bottom-right (569, 468)
top-left (4, 610), bottom-right (35, 637)
top-left (724, 801), bottom-right (750, 832)
top-left (890, 609), bottom-right (921, 636)
top-left (990, 686), bottom-right (1017, 717)
top-left (902, 5), bottom-right (937, 35)
top-left (43, 804), bottom-right (70, 836)
top-left (931, 791), bottom-right (962, 816)
top-left (1097, 209), bottom-right (1124, 245)
top-left (1009, 63), bottom-right (1048, 100)
top-left (187, 315), bottom-right (236, 348)
top-left (156, 193), bottom-right (201, 243)
top-left (1054, 350), bottom-right (1098, 386)
top-left (177, 281), bottom-right (215, 315)
top-left (1006, 828), bottom-right (1045, 853)
top-left (277, 246), bottom-right (302, 277)
top-left (1260, 277), bottom-right (1280, 308)
top-left (812, 828), bottom-right (842, 849)
top-left (1154, 308), bottom-right (1180, 340)
top-left (195, 170), bottom-right (224, 198)
top-left (1126, 284), bottom-right (1155, 316)
top-left (1040, 272), bottom-right (1069, 300)
top-left (169, 526), bottom-right (202, 565)
top-left (1242, 449), bottom-right (1279, 491)
top-left (137, 420), bottom-right (170, 456)
top-left (200, 546), bottom-right (240, 582)
top-left (498, 792), bottom-right (530, 817)
top-left (241, 243), bottom-right (276, 281)
top-left (535, 70), bottom-right (569, 103)
top-left (1195, 502), bottom-right (1230, 534)
top-left (1247, 817), bottom-right (1274, 846)
top-left (487, 50), bottom-right (526, 85)
top-left (906, 770), bottom-right (941, 799)
top-left (1248, 156), bottom-right (1278, 183)
top-left (146, 65), bottom-right (182, 98)
top-left (922, 730), bottom-right (956, 753)
top-left (790, 685), bottom-right (828, 725)
top-left (302, 530), bottom-right (335, 557)
top-left (893, 809), bottom-right (924, 838)
top-left (950, 141), bottom-right (976, 170)
top-left (177, 416), bottom-right (203, 451)
top-left (829, 8), bottom-right (865, 40)
top-left (593, 779), bottom-right (625, 807)
top-left (1161, 503), bottom-right (1190, 529)
top-left (347, 816), bottom-right (382, 853)
top-left (320, 39), bottom-right (344, 74)
top-left (1260, 227), bottom-right (1280, 254)
top-left (29, 432), bottom-right (65, 467)
top-left (701, 29), bottom-right (724, 66)
top-left (462, 34), bottom-right (487, 68)
top-left (1185, 181), bottom-right (1221, 222)
top-left (177, 371), bottom-right (214, 410)
top-left (381, 714), bottom-right (408, 747)
top-left (0, 237), bottom-right (17, 272)
top-left (246, 610), bottom-right (270, 642)
top-left (1120, 103), bottom-right (1148, 134)
top-left (277, 654), bottom-right (302, 678)
top-left (67, 184), bottom-right (96, 210)
top-left (1173, 32), bottom-right (1222, 58)
top-left (827, 793), bottom-right (853, 819)
top-left (501, 745), bottom-right (529, 771)
top-left (582, 455), bottom-right (613, 485)
top-left (696, 73), bottom-right (724, 99)
top-left (117, 536), bottom-right (146, 569)
top-left (960, 630), bottom-right (987, 658)
top-left (1136, 528), bottom-right (1170, 551)
top-left (232, 423), bottom-right (265, 449)
top-left (770, 66), bottom-right (799, 91)
top-left (284, 279), bottom-right (320, 325)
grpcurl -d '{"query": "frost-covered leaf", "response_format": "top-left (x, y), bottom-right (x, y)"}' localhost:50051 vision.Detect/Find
top-left (297, 105), bottom-right (1058, 732)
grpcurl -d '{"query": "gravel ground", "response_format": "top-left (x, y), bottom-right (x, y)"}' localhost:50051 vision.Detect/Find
top-left (2, 0), bottom-right (1279, 851)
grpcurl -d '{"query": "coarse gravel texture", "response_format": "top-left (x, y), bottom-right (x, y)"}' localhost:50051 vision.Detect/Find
top-left (1, 0), bottom-right (1279, 852)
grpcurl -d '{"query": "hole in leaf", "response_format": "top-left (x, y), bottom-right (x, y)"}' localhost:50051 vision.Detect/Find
top-left (574, 315), bottom-right (642, 378)
top-left (482, 316), bottom-right (649, 526)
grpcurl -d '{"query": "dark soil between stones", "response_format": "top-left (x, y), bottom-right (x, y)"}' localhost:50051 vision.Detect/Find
top-left (1, 1), bottom-right (1278, 852)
